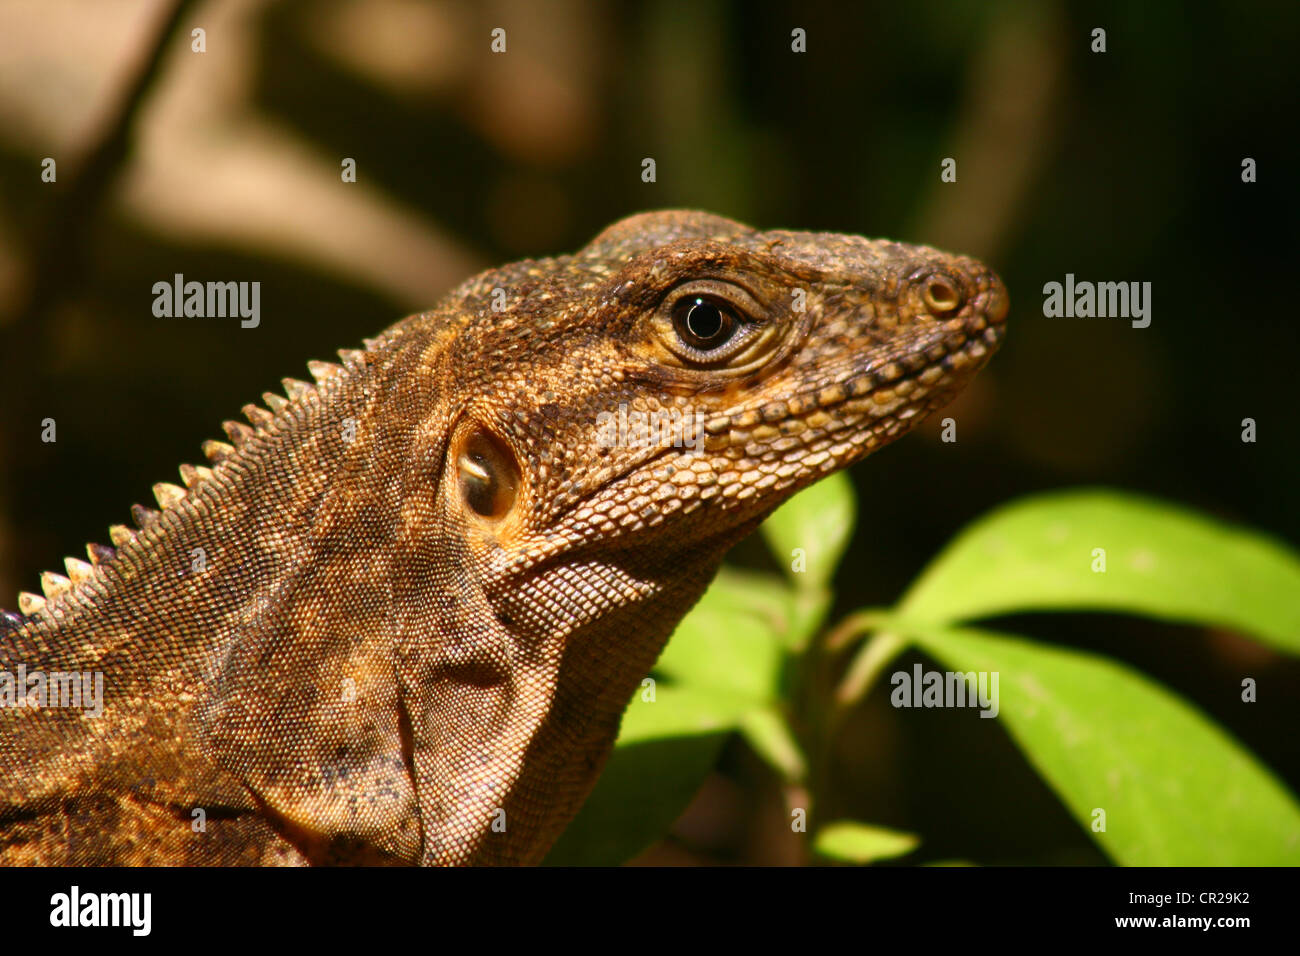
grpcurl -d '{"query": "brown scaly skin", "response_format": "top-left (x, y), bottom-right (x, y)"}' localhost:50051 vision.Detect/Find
top-left (0, 210), bottom-right (1007, 865)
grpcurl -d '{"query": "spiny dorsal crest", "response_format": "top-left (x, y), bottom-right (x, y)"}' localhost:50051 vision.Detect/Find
top-left (7, 347), bottom-right (366, 625)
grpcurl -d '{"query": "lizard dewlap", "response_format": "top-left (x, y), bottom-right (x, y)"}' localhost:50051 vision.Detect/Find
top-left (0, 211), bottom-right (1007, 865)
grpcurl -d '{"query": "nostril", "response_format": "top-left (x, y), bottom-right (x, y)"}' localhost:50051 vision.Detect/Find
top-left (922, 274), bottom-right (963, 316)
top-left (986, 276), bottom-right (1010, 324)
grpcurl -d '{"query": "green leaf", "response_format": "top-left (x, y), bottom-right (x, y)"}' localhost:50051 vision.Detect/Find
top-left (618, 679), bottom-right (752, 742)
top-left (901, 489), bottom-right (1300, 655)
top-left (784, 586), bottom-right (835, 653)
top-left (761, 470), bottom-right (856, 591)
top-left (659, 568), bottom-right (815, 781)
top-left (543, 685), bottom-right (739, 866)
top-left (739, 706), bottom-right (806, 782)
top-left (655, 566), bottom-right (789, 703)
top-left (891, 619), bottom-right (1300, 865)
top-left (813, 821), bottom-right (920, 864)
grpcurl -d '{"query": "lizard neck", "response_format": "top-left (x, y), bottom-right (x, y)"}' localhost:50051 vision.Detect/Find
top-left (1, 346), bottom-right (417, 860)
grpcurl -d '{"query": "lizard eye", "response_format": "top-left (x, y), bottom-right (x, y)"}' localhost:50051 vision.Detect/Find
top-left (661, 283), bottom-right (765, 366)
top-left (457, 428), bottom-right (519, 521)
top-left (650, 279), bottom-right (779, 372)
top-left (672, 296), bottom-right (738, 351)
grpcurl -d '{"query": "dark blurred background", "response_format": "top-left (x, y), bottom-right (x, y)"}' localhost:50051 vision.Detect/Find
top-left (0, 0), bottom-right (1295, 864)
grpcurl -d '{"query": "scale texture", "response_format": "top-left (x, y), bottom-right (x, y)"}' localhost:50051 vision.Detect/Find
top-left (0, 211), bottom-right (1007, 865)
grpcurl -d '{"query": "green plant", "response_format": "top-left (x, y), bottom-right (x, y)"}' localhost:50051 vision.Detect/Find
top-left (544, 476), bottom-right (1300, 865)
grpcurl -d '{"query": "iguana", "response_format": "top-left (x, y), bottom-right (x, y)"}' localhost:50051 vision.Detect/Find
top-left (0, 211), bottom-right (1007, 865)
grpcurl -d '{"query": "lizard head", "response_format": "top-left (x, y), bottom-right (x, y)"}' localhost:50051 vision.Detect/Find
top-left (434, 209), bottom-right (1007, 577)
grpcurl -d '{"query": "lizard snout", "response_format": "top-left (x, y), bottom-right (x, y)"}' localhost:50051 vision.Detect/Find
top-left (983, 270), bottom-right (1010, 326)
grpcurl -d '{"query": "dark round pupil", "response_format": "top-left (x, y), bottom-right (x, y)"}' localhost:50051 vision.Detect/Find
top-left (685, 299), bottom-right (724, 340)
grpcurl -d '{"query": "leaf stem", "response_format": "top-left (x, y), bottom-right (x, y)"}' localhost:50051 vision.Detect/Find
top-left (834, 628), bottom-right (908, 715)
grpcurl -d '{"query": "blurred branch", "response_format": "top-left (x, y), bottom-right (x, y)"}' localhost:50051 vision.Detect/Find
top-left (912, 1), bottom-right (1067, 262)
top-left (12, 0), bottom-right (197, 345)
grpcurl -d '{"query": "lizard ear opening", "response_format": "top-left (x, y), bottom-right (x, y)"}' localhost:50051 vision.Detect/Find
top-left (456, 426), bottom-right (520, 522)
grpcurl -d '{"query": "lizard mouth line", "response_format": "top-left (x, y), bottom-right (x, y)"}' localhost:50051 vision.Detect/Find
top-left (702, 320), bottom-right (1005, 445)
top-left (541, 319), bottom-right (1004, 532)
